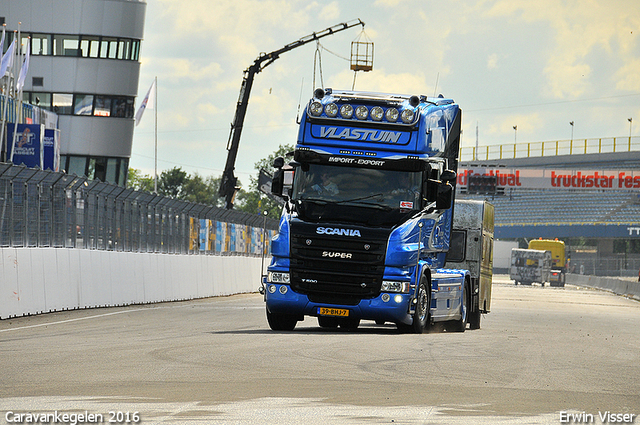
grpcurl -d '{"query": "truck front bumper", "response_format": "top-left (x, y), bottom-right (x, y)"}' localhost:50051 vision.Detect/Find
top-left (264, 284), bottom-right (414, 325)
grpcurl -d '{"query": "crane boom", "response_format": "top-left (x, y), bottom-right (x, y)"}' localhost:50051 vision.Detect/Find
top-left (219, 19), bottom-right (365, 209)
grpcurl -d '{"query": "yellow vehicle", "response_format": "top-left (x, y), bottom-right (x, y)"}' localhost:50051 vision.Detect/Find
top-left (528, 239), bottom-right (566, 287)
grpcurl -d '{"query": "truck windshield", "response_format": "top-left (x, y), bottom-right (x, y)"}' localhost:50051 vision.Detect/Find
top-left (292, 164), bottom-right (422, 210)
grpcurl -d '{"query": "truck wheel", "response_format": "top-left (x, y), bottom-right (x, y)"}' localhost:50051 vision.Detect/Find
top-left (411, 278), bottom-right (430, 334)
top-left (318, 316), bottom-right (339, 328)
top-left (266, 308), bottom-right (297, 331)
top-left (448, 281), bottom-right (468, 332)
top-left (469, 297), bottom-right (481, 330)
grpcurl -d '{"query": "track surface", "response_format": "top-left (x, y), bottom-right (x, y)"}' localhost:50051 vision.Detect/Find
top-left (1, 276), bottom-right (639, 424)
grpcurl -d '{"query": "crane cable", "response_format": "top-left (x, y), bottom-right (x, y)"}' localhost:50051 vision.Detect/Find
top-left (313, 41), bottom-right (324, 90)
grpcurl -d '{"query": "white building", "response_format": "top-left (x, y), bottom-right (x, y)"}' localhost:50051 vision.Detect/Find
top-left (1, 0), bottom-right (147, 186)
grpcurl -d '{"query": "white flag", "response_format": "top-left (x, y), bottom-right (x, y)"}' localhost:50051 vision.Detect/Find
top-left (135, 79), bottom-right (156, 126)
top-left (16, 38), bottom-right (30, 92)
top-left (0, 39), bottom-right (15, 77)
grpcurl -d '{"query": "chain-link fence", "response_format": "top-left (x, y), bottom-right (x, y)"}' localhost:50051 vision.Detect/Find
top-left (0, 163), bottom-right (280, 255)
top-left (567, 250), bottom-right (640, 278)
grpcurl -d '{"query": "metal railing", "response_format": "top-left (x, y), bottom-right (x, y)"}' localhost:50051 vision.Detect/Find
top-left (460, 136), bottom-right (640, 162)
top-left (0, 163), bottom-right (279, 255)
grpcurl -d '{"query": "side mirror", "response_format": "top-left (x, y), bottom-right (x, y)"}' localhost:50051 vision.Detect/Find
top-left (271, 168), bottom-right (284, 196)
top-left (435, 182), bottom-right (453, 210)
top-left (273, 157), bottom-right (285, 169)
top-left (282, 168), bottom-right (295, 195)
top-left (441, 169), bottom-right (457, 184)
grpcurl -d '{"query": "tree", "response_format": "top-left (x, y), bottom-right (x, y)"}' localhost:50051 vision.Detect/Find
top-left (182, 173), bottom-right (224, 207)
top-left (158, 167), bottom-right (188, 198)
top-left (235, 143), bottom-right (294, 217)
top-left (127, 168), bottom-right (154, 192)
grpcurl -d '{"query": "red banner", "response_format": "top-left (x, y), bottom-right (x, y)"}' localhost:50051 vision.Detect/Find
top-left (458, 167), bottom-right (640, 190)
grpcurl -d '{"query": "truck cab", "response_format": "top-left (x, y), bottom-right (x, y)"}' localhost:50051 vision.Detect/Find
top-left (263, 88), bottom-right (481, 333)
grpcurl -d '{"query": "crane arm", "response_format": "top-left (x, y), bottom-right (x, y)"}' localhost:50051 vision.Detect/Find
top-left (219, 19), bottom-right (365, 209)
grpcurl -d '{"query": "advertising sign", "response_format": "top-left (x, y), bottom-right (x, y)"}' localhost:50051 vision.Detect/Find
top-left (458, 167), bottom-right (640, 190)
top-left (7, 124), bottom-right (44, 169)
top-left (43, 129), bottom-right (61, 172)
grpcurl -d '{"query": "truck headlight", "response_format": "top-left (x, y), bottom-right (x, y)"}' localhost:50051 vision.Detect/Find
top-left (340, 104), bottom-right (354, 119)
top-left (385, 108), bottom-right (399, 122)
top-left (268, 272), bottom-right (290, 284)
top-left (325, 103), bottom-right (338, 117)
top-left (401, 109), bottom-right (415, 124)
top-left (355, 105), bottom-right (369, 120)
top-left (309, 101), bottom-right (323, 116)
top-left (381, 281), bottom-right (410, 293)
top-left (371, 106), bottom-right (384, 121)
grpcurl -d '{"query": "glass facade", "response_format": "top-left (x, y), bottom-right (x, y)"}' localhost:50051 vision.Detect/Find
top-left (24, 92), bottom-right (135, 118)
top-left (12, 33), bottom-right (141, 61)
top-left (61, 155), bottom-right (129, 186)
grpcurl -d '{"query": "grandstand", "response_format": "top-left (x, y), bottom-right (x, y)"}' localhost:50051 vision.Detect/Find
top-left (456, 145), bottom-right (640, 277)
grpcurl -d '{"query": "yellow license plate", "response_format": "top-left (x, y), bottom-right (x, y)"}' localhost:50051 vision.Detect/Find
top-left (318, 307), bottom-right (349, 317)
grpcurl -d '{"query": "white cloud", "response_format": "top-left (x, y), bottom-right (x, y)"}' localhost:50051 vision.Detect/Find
top-left (482, 0), bottom-right (640, 98)
top-left (131, 0), bottom-right (640, 178)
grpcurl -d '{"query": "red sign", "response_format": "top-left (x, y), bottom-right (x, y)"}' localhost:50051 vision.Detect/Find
top-left (458, 167), bottom-right (640, 190)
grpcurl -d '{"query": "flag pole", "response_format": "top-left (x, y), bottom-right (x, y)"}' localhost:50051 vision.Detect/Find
top-left (0, 25), bottom-right (9, 162)
top-left (153, 76), bottom-right (158, 193)
top-left (10, 27), bottom-right (21, 163)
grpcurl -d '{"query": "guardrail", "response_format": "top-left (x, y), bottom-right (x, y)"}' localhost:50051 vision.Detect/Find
top-left (460, 136), bottom-right (640, 162)
top-left (0, 163), bottom-right (279, 256)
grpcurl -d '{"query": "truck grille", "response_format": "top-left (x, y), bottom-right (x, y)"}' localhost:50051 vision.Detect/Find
top-left (289, 221), bottom-right (390, 305)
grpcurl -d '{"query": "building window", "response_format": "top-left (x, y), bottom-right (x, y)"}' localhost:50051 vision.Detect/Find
top-left (112, 97), bottom-right (134, 118)
top-left (27, 92), bottom-right (52, 109)
top-left (131, 40), bottom-right (140, 61)
top-left (32, 77), bottom-right (44, 87)
top-left (74, 94), bottom-right (94, 116)
top-left (67, 156), bottom-right (87, 177)
top-left (80, 35), bottom-right (101, 58)
top-left (25, 91), bottom-right (135, 119)
top-left (54, 35), bottom-right (80, 56)
top-left (31, 34), bottom-right (53, 55)
top-left (100, 37), bottom-right (119, 59)
top-left (61, 155), bottom-right (129, 187)
top-left (52, 93), bottom-right (73, 114)
top-left (19, 32), bottom-right (140, 61)
top-left (94, 96), bottom-right (112, 117)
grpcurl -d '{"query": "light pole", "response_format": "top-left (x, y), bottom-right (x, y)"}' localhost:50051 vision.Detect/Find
top-left (629, 118), bottom-right (633, 139)
top-left (513, 125), bottom-right (517, 143)
top-left (570, 121), bottom-right (574, 143)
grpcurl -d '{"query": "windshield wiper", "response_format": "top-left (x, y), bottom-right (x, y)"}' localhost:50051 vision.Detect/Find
top-left (333, 193), bottom-right (385, 204)
top-left (297, 196), bottom-right (328, 204)
top-left (355, 201), bottom-right (393, 211)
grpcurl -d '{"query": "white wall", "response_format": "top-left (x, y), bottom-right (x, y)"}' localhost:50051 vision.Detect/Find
top-left (0, 248), bottom-right (264, 319)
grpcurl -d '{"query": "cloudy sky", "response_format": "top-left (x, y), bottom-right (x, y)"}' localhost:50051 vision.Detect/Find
top-left (130, 0), bottom-right (640, 184)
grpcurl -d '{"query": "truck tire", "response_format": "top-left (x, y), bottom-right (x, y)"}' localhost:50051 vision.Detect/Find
top-left (448, 280), bottom-right (468, 332)
top-left (411, 277), bottom-right (431, 334)
top-left (469, 297), bottom-right (481, 330)
top-left (266, 308), bottom-right (297, 331)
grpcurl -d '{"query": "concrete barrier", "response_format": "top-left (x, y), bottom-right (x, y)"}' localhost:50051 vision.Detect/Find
top-left (0, 247), bottom-right (265, 319)
top-left (566, 273), bottom-right (640, 300)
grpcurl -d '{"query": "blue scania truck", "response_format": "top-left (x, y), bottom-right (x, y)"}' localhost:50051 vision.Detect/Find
top-left (263, 88), bottom-right (490, 333)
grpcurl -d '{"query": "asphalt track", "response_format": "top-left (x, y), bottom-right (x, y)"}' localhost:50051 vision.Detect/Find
top-left (1, 275), bottom-right (638, 424)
